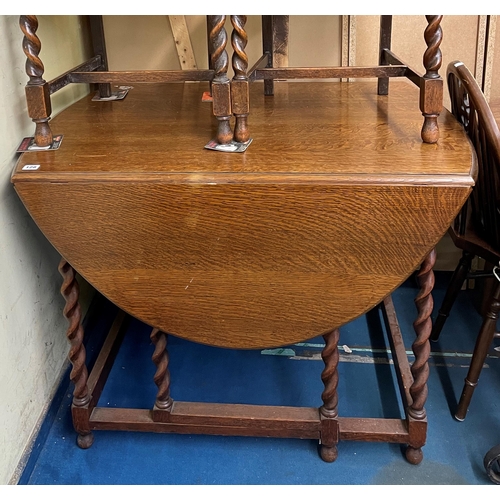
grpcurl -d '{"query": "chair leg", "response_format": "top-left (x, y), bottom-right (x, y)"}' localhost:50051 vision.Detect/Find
top-left (455, 280), bottom-right (500, 421)
top-left (431, 251), bottom-right (473, 342)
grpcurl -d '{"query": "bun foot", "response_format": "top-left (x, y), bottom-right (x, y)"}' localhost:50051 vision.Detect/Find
top-left (320, 445), bottom-right (338, 463)
top-left (77, 432), bottom-right (94, 449)
top-left (421, 115), bottom-right (439, 144)
top-left (405, 446), bottom-right (423, 465)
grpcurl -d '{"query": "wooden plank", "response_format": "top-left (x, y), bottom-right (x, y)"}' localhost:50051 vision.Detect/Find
top-left (90, 410), bottom-right (410, 443)
top-left (255, 65), bottom-right (408, 80)
top-left (261, 15), bottom-right (288, 95)
top-left (262, 15), bottom-right (274, 95)
top-left (91, 407), bottom-right (321, 439)
top-left (154, 401), bottom-right (321, 430)
top-left (88, 15), bottom-right (111, 98)
top-left (87, 310), bottom-right (130, 410)
top-left (381, 295), bottom-right (414, 409)
top-left (272, 15), bottom-right (289, 69)
top-left (378, 15), bottom-right (392, 94)
top-left (383, 50), bottom-right (423, 87)
top-left (248, 54), bottom-right (269, 81)
top-left (171, 401), bottom-right (318, 422)
top-left (89, 16), bottom-right (108, 70)
top-left (48, 56), bottom-right (102, 94)
top-left (11, 171), bottom-right (476, 188)
top-left (168, 15), bottom-right (197, 70)
top-left (69, 69), bottom-right (214, 84)
top-left (338, 417), bottom-right (409, 442)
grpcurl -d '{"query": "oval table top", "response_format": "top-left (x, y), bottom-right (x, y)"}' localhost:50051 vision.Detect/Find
top-left (12, 81), bottom-right (476, 348)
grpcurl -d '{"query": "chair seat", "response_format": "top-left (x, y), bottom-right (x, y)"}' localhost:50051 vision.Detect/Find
top-left (449, 223), bottom-right (500, 265)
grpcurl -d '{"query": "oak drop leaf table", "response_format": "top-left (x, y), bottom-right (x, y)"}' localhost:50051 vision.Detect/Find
top-left (11, 80), bottom-right (476, 464)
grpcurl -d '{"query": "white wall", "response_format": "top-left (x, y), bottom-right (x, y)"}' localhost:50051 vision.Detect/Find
top-left (0, 15), bottom-right (93, 485)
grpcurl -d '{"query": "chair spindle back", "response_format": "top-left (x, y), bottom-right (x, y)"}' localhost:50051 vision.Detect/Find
top-left (447, 61), bottom-right (500, 250)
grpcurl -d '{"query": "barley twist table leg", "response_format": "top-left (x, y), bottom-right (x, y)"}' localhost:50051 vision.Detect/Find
top-left (208, 15), bottom-right (233, 145)
top-left (151, 328), bottom-right (173, 413)
top-left (19, 15), bottom-right (53, 147)
top-left (421, 15), bottom-right (443, 144)
top-left (406, 249), bottom-right (436, 464)
top-left (320, 328), bottom-right (340, 462)
top-left (231, 15), bottom-right (250, 143)
top-left (58, 258), bottom-right (93, 449)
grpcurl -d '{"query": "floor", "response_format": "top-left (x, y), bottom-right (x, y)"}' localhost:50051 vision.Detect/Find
top-left (18, 272), bottom-right (500, 485)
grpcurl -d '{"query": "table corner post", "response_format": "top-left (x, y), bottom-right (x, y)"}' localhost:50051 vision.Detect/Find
top-left (151, 328), bottom-right (174, 422)
top-left (319, 327), bottom-right (340, 462)
top-left (420, 15), bottom-right (444, 144)
top-left (19, 15), bottom-right (54, 148)
top-left (58, 258), bottom-right (93, 449)
top-left (406, 248), bottom-right (436, 464)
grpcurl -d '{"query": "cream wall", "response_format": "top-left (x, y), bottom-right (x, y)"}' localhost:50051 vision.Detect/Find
top-left (103, 15), bottom-right (342, 70)
top-left (0, 15), bottom-right (93, 484)
top-left (355, 15), bottom-right (481, 111)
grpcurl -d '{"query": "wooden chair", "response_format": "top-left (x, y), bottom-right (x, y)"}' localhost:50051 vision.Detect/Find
top-left (430, 60), bottom-right (500, 421)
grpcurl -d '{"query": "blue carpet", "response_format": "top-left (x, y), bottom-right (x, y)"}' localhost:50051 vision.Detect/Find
top-left (20, 272), bottom-right (500, 484)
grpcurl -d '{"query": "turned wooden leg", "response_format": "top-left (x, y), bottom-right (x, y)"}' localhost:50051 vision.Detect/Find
top-left (58, 259), bottom-right (93, 448)
top-left (231, 15), bottom-right (250, 143)
top-left (319, 328), bottom-right (340, 463)
top-left (19, 15), bottom-right (53, 147)
top-left (455, 281), bottom-right (500, 421)
top-left (151, 328), bottom-right (174, 422)
top-left (431, 251), bottom-right (473, 342)
top-left (420, 15), bottom-right (443, 144)
top-left (208, 15), bottom-right (233, 145)
top-left (406, 249), bottom-right (436, 464)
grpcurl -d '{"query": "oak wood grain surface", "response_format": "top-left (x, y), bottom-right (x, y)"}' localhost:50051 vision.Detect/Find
top-left (12, 81), bottom-right (475, 349)
top-left (13, 81), bottom-right (474, 179)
